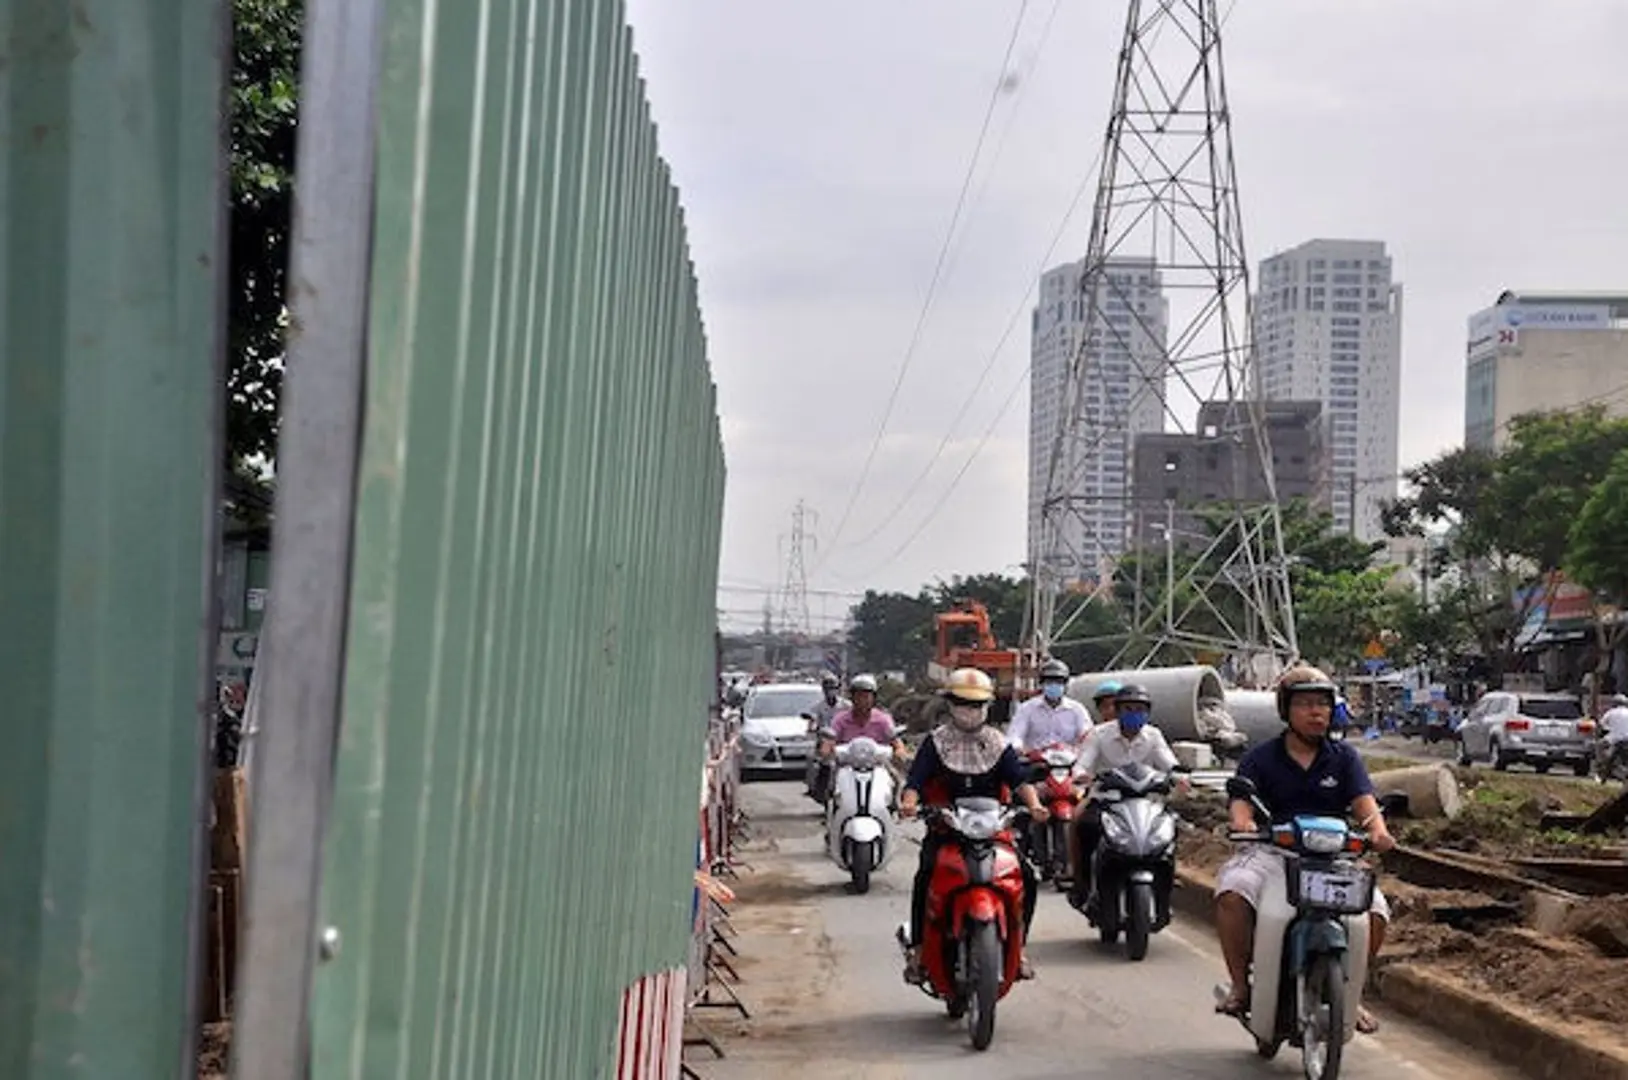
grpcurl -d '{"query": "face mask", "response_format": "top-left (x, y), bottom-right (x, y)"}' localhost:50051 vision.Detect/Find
top-left (1042, 683), bottom-right (1064, 704)
top-left (1118, 709), bottom-right (1149, 735)
top-left (951, 704), bottom-right (987, 731)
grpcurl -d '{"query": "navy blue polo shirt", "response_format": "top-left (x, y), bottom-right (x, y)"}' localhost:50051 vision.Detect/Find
top-left (1235, 735), bottom-right (1374, 822)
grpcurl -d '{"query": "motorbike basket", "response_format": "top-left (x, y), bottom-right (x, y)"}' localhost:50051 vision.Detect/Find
top-left (1285, 856), bottom-right (1374, 916)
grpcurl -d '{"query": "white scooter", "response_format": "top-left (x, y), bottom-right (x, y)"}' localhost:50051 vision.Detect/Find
top-left (825, 735), bottom-right (896, 894)
top-left (1219, 776), bottom-right (1391, 1080)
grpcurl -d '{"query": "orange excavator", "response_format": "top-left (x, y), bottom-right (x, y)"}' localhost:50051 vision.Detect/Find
top-left (925, 600), bottom-right (1039, 726)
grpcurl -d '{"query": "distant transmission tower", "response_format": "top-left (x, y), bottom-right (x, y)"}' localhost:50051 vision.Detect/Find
top-left (1030, 0), bottom-right (1296, 680)
top-left (777, 500), bottom-right (817, 637)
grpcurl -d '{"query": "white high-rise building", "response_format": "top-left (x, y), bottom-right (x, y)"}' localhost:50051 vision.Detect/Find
top-left (1255, 239), bottom-right (1402, 539)
top-left (1028, 256), bottom-right (1169, 585)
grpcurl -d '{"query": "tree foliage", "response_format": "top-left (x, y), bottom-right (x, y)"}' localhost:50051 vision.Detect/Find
top-left (1384, 406), bottom-right (1628, 681)
top-left (228, 0), bottom-right (302, 469)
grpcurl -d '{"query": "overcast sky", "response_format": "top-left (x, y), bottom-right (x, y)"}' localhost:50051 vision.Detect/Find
top-left (623, 0), bottom-right (1628, 632)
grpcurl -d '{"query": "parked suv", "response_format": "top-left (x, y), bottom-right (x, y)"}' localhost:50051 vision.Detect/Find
top-left (1456, 691), bottom-right (1595, 775)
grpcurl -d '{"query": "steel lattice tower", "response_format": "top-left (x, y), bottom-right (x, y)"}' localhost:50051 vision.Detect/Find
top-left (777, 500), bottom-right (816, 636)
top-left (1029, 0), bottom-right (1297, 680)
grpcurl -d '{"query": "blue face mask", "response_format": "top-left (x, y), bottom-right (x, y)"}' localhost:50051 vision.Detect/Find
top-left (1118, 708), bottom-right (1149, 735)
top-left (1042, 682), bottom-right (1065, 703)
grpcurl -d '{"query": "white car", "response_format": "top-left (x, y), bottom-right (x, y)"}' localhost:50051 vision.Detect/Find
top-left (739, 682), bottom-right (827, 777)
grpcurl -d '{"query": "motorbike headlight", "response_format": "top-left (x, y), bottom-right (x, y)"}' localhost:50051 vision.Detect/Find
top-left (1100, 813), bottom-right (1130, 845)
top-left (959, 811), bottom-right (1000, 841)
top-left (1150, 815), bottom-right (1176, 850)
top-left (1298, 827), bottom-right (1346, 855)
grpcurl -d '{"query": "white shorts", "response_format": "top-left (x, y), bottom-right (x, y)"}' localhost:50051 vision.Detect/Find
top-left (1215, 846), bottom-right (1391, 923)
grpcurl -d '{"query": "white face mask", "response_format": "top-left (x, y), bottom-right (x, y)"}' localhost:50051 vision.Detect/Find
top-left (950, 703), bottom-right (987, 731)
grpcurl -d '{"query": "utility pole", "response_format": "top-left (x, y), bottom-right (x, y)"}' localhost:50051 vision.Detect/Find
top-left (1030, 0), bottom-right (1297, 673)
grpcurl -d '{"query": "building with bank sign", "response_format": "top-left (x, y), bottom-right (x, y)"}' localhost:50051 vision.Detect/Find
top-left (1465, 291), bottom-right (1628, 450)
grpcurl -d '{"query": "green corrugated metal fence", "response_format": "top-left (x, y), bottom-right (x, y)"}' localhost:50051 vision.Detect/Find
top-left (309, 0), bottom-right (724, 1076)
top-left (0, 1), bottom-right (227, 1077)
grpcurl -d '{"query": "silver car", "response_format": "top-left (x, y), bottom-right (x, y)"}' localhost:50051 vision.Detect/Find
top-left (1456, 691), bottom-right (1594, 775)
top-left (738, 683), bottom-right (826, 777)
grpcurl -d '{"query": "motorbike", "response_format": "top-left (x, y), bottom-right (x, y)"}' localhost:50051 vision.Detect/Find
top-left (1021, 745), bottom-right (1082, 885)
top-left (1218, 775), bottom-right (1382, 1080)
top-left (895, 797), bottom-right (1028, 1051)
top-left (1080, 761), bottom-right (1177, 961)
top-left (824, 736), bottom-right (895, 893)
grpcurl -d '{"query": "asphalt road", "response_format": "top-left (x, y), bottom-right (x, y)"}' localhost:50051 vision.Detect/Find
top-left (699, 781), bottom-right (1522, 1080)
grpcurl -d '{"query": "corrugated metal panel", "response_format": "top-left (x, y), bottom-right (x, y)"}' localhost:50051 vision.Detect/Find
top-left (0, 1), bottom-right (227, 1077)
top-left (309, 0), bottom-right (725, 1075)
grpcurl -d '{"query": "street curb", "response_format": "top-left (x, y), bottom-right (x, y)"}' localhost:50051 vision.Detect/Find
top-left (1375, 966), bottom-right (1628, 1080)
top-left (1171, 865), bottom-right (1628, 1078)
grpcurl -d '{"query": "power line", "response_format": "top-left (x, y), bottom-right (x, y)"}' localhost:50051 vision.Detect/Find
top-left (817, 1), bottom-right (1033, 563)
top-left (837, 134), bottom-right (1106, 554)
top-left (840, 362), bottom-right (1034, 582)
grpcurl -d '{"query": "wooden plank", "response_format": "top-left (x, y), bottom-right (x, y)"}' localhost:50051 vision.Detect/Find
top-left (1579, 786), bottom-right (1628, 835)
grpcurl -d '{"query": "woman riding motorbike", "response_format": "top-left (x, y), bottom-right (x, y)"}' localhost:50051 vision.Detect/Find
top-left (900, 667), bottom-right (1047, 981)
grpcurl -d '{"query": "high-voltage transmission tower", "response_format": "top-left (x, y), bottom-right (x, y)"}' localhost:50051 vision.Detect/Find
top-left (777, 500), bottom-right (817, 636)
top-left (1029, 0), bottom-right (1297, 680)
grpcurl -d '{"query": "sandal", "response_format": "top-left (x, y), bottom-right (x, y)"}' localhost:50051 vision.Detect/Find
top-left (1355, 1006), bottom-right (1380, 1035)
top-left (903, 948), bottom-right (927, 986)
top-left (1215, 993), bottom-right (1248, 1018)
top-left (1018, 955), bottom-right (1036, 981)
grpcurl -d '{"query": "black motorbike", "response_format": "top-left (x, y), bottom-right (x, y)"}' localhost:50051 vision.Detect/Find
top-left (1081, 761), bottom-right (1177, 961)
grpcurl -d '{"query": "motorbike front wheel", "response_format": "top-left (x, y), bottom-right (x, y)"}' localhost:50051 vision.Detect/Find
top-left (1050, 819), bottom-right (1071, 883)
top-left (849, 841), bottom-right (873, 895)
top-left (1301, 953), bottom-right (1346, 1080)
top-left (965, 921), bottom-right (1002, 1051)
top-left (1125, 881), bottom-right (1154, 961)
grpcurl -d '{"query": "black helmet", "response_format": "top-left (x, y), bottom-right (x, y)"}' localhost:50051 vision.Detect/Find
top-left (1039, 658), bottom-right (1070, 682)
top-left (1115, 683), bottom-right (1152, 708)
top-left (1275, 663), bottom-right (1338, 721)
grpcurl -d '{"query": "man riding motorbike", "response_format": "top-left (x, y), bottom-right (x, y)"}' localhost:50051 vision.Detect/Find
top-left (804, 673), bottom-right (851, 798)
top-left (812, 674), bottom-right (903, 803)
top-left (1066, 683), bottom-right (1183, 911)
top-left (1007, 659), bottom-right (1092, 859)
top-left (900, 668), bottom-right (1047, 981)
top-left (1598, 693), bottom-right (1628, 780)
top-left (1213, 663), bottom-right (1396, 1034)
top-left (1091, 680), bottom-right (1122, 725)
top-left (1007, 659), bottom-right (1092, 752)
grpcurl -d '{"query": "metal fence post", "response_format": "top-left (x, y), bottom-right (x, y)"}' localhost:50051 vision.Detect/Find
top-left (229, 0), bottom-right (384, 1074)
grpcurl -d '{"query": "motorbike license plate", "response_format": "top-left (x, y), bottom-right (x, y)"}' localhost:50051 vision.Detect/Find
top-left (1298, 868), bottom-right (1368, 911)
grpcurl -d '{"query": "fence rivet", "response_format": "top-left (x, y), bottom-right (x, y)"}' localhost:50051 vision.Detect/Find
top-left (319, 925), bottom-right (342, 963)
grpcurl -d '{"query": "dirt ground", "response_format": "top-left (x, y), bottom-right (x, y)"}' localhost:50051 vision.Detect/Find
top-left (198, 1022), bottom-right (230, 1080)
top-left (1172, 778), bottom-right (1628, 1045)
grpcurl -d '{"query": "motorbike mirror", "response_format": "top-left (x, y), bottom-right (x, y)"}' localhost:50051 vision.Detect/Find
top-left (1224, 775), bottom-right (1258, 801)
top-left (1378, 792), bottom-right (1410, 819)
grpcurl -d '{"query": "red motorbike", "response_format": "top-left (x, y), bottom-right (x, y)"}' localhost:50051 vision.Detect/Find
top-left (1022, 745), bottom-right (1083, 886)
top-left (895, 797), bottom-right (1029, 1050)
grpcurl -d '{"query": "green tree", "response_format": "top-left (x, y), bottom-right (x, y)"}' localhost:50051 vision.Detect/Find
top-left (228, 0), bottom-right (302, 471)
top-left (848, 590), bottom-right (936, 676)
top-left (1384, 408), bottom-right (1628, 679)
top-left (1566, 445), bottom-right (1628, 702)
top-left (1293, 567), bottom-right (1397, 671)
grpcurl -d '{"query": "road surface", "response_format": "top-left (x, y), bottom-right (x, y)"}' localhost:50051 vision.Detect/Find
top-left (698, 781), bottom-right (1521, 1080)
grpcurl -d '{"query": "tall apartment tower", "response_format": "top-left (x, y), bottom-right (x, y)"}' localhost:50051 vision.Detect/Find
top-left (1028, 255), bottom-right (1169, 584)
top-left (1254, 239), bottom-right (1402, 539)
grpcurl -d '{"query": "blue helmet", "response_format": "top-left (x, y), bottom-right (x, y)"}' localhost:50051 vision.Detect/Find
top-left (1092, 679), bottom-right (1123, 702)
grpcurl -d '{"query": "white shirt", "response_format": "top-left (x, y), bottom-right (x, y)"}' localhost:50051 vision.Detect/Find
top-left (1006, 694), bottom-right (1093, 751)
top-left (1601, 706), bottom-right (1628, 744)
top-left (1074, 721), bottom-right (1180, 776)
